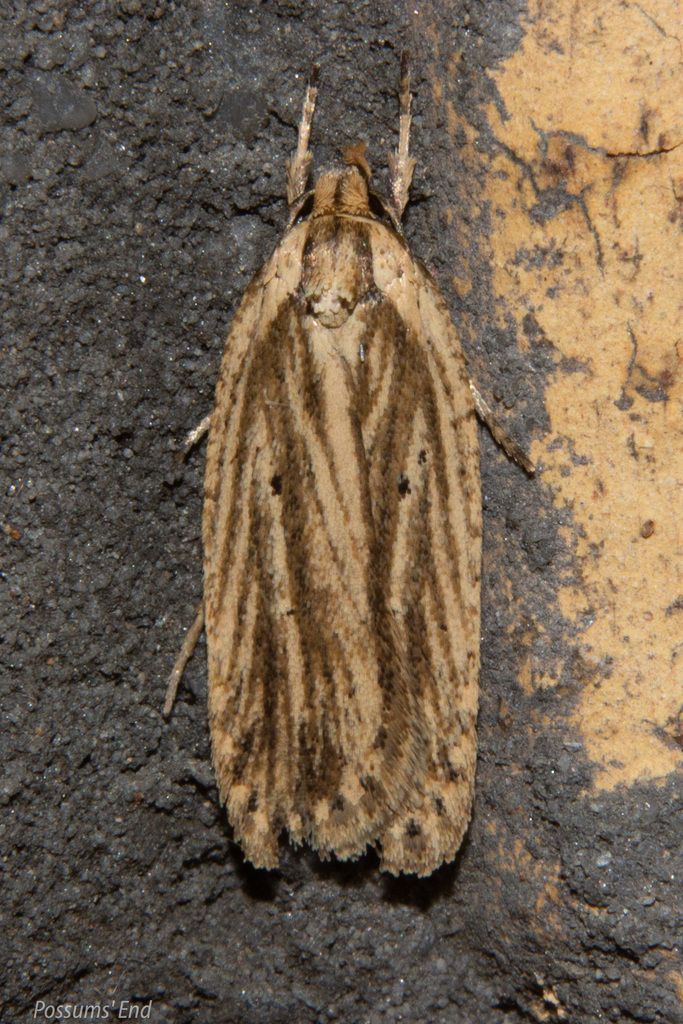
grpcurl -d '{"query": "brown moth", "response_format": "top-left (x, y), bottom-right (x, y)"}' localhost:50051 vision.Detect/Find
top-left (166, 56), bottom-right (526, 876)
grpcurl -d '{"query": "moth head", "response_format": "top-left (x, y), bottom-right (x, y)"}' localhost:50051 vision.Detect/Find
top-left (312, 167), bottom-right (371, 219)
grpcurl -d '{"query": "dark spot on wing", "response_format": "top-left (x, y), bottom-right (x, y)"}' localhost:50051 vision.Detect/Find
top-left (397, 472), bottom-right (411, 497)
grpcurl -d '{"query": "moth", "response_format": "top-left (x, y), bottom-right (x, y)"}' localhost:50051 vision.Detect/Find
top-left (165, 56), bottom-right (531, 876)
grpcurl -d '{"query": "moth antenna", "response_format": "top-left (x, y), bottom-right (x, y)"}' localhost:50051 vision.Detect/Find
top-left (286, 64), bottom-right (320, 207)
top-left (469, 383), bottom-right (536, 475)
top-left (387, 50), bottom-right (418, 224)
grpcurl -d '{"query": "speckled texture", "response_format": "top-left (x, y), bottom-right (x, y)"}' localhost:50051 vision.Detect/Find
top-left (2, 0), bottom-right (681, 1022)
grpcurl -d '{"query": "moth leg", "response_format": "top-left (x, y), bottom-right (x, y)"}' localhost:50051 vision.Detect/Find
top-left (388, 51), bottom-right (418, 225)
top-left (470, 382), bottom-right (535, 474)
top-left (182, 412), bottom-right (211, 456)
top-left (163, 600), bottom-right (205, 717)
top-left (286, 64), bottom-right (320, 207)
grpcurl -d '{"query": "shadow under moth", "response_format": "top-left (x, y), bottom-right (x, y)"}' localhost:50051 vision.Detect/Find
top-left (165, 55), bottom-right (532, 877)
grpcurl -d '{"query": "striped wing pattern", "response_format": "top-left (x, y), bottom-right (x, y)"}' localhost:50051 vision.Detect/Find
top-left (203, 216), bottom-right (481, 875)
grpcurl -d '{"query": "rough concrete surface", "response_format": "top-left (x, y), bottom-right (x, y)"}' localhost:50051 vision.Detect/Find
top-left (1, 1), bottom-right (681, 1022)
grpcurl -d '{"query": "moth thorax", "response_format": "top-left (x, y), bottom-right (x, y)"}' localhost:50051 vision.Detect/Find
top-left (302, 219), bottom-right (374, 328)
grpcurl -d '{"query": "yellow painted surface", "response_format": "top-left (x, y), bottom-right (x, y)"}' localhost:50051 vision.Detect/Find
top-left (432, 0), bottom-right (683, 790)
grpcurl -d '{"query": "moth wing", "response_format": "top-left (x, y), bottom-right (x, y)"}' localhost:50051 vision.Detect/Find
top-left (203, 224), bottom-right (421, 869)
top-left (362, 223), bottom-right (482, 876)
